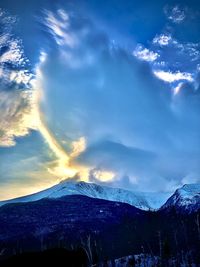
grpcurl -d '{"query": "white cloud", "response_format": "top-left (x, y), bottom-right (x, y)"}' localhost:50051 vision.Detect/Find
top-left (133, 45), bottom-right (159, 62)
top-left (153, 34), bottom-right (172, 46)
top-left (9, 70), bottom-right (33, 86)
top-left (44, 9), bottom-right (77, 48)
top-left (0, 10), bottom-right (27, 68)
top-left (0, 40), bottom-right (24, 65)
top-left (153, 70), bottom-right (193, 83)
top-left (0, 9), bottom-right (37, 147)
top-left (0, 33), bottom-right (9, 46)
top-left (164, 5), bottom-right (186, 24)
top-left (0, 89), bottom-right (38, 147)
top-left (0, 10), bottom-right (31, 86)
top-left (150, 34), bottom-right (200, 92)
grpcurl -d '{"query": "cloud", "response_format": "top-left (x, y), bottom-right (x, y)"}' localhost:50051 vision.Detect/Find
top-left (44, 9), bottom-right (77, 48)
top-left (153, 70), bottom-right (194, 83)
top-left (75, 139), bottom-right (200, 192)
top-left (0, 6), bottom-right (88, 183)
top-left (153, 34), bottom-right (172, 46)
top-left (143, 18), bottom-right (200, 96)
top-left (0, 89), bottom-right (38, 146)
top-left (164, 5), bottom-right (186, 24)
top-left (75, 140), bottom-right (157, 184)
top-left (0, 10), bottom-right (29, 71)
top-left (1, 5), bottom-right (200, 195)
top-left (0, 40), bottom-right (24, 65)
top-left (0, 9), bottom-right (37, 147)
top-left (133, 44), bottom-right (159, 62)
top-left (9, 70), bottom-right (33, 86)
top-left (151, 36), bottom-right (200, 75)
top-left (31, 8), bottom-right (197, 191)
top-left (176, 42), bottom-right (200, 62)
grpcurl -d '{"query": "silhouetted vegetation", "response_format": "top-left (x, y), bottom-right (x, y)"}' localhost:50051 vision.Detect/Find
top-left (0, 248), bottom-right (88, 267)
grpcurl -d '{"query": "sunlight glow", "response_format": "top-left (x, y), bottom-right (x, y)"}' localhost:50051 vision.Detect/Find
top-left (29, 52), bottom-right (114, 184)
top-left (93, 170), bottom-right (115, 182)
top-left (31, 54), bottom-right (79, 179)
top-left (70, 137), bottom-right (86, 158)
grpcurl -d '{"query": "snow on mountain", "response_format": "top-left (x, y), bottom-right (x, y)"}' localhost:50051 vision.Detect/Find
top-left (142, 191), bottom-right (171, 210)
top-left (161, 184), bottom-right (200, 212)
top-left (0, 180), bottom-right (170, 210)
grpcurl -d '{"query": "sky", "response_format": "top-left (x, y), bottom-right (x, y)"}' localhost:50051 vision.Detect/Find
top-left (0, 0), bottom-right (200, 200)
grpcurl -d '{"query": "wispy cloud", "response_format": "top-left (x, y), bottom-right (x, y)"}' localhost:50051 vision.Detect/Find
top-left (164, 5), bottom-right (186, 24)
top-left (44, 9), bottom-right (77, 48)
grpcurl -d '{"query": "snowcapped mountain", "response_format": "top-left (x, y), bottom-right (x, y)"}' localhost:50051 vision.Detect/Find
top-left (0, 180), bottom-right (170, 210)
top-left (2, 180), bottom-right (199, 212)
top-left (161, 184), bottom-right (200, 212)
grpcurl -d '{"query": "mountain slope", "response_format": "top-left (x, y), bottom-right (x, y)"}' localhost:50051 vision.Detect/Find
top-left (0, 195), bottom-right (145, 256)
top-left (0, 180), bottom-right (170, 210)
top-left (161, 184), bottom-right (200, 212)
top-left (0, 194), bottom-right (199, 263)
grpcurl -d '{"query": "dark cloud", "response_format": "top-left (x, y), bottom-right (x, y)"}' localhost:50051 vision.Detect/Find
top-left (76, 140), bottom-right (156, 173)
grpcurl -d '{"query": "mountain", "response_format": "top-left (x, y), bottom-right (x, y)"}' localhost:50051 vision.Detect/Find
top-left (0, 195), bottom-right (143, 241)
top-left (1, 181), bottom-right (199, 212)
top-left (161, 184), bottom-right (200, 212)
top-left (0, 194), bottom-right (199, 264)
top-left (0, 180), bottom-right (170, 210)
top-left (0, 195), bottom-right (145, 258)
top-left (0, 182), bottom-right (199, 263)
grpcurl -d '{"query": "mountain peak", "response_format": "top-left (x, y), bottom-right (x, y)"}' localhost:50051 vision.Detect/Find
top-left (161, 183), bottom-right (200, 212)
top-left (0, 180), bottom-right (170, 211)
top-left (1, 181), bottom-right (199, 212)
top-left (181, 183), bottom-right (200, 192)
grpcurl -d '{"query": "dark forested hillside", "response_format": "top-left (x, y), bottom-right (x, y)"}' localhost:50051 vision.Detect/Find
top-left (0, 195), bottom-right (199, 266)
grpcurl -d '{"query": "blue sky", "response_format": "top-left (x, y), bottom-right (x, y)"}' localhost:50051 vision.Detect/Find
top-left (0, 0), bottom-right (200, 199)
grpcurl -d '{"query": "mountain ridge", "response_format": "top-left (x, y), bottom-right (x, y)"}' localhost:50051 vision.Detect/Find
top-left (0, 180), bottom-right (170, 210)
top-left (161, 183), bottom-right (200, 212)
top-left (0, 180), bottom-right (199, 211)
